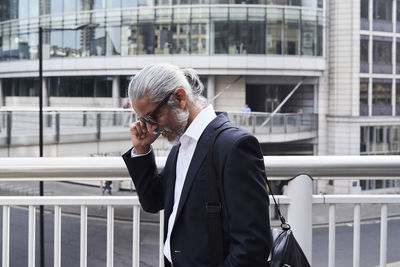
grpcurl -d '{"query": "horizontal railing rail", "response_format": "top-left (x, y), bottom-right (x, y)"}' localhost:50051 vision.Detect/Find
top-left (1, 156), bottom-right (399, 180)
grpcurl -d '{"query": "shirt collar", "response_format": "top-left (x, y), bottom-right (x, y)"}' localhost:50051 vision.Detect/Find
top-left (180, 105), bottom-right (216, 143)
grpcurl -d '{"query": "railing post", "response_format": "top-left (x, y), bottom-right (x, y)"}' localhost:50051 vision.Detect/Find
top-left (55, 113), bottom-right (60, 143)
top-left (83, 111), bottom-right (87, 127)
top-left (2, 205), bottom-right (10, 267)
top-left (6, 111), bottom-right (11, 148)
top-left (80, 205), bottom-right (88, 267)
top-left (133, 206), bottom-right (140, 267)
top-left (379, 204), bottom-right (388, 267)
top-left (286, 174), bottom-right (313, 265)
top-left (159, 211), bottom-right (164, 267)
top-left (96, 113), bottom-right (101, 141)
top-left (107, 205), bottom-right (114, 267)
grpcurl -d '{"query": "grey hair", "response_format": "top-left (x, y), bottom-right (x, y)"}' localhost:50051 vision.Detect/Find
top-left (128, 63), bottom-right (207, 108)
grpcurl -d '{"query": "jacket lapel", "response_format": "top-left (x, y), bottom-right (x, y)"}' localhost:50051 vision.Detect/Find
top-left (164, 144), bottom-right (180, 239)
top-left (174, 114), bottom-right (229, 223)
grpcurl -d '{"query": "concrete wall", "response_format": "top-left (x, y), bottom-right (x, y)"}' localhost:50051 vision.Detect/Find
top-left (214, 75), bottom-right (246, 112)
top-left (327, 0), bottom-right (361, 156)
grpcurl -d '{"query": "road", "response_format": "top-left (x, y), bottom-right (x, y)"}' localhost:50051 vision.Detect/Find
top-left (1, 206), bottom-right (399, 267)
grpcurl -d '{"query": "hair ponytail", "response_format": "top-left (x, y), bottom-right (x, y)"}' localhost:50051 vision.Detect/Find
top-left (182, 68), bottom-right (204, 96)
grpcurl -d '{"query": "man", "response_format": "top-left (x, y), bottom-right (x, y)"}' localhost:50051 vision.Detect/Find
top-left (122, 63), bottom-right (272, 266)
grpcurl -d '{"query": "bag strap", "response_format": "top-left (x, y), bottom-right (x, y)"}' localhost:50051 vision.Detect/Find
top-left (206, 124), bottom-right (237, 267)
top-left (264, 177), bottom-right (289, 229)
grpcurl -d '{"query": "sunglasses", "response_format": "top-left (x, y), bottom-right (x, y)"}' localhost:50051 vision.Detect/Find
top-left (139, 92), bottom-right (174, 126)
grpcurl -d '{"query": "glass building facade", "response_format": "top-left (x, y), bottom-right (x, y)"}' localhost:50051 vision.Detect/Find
top-left (0, 0), bottom-right (324, 62)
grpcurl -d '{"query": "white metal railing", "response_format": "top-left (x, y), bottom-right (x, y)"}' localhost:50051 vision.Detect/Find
top-left (0, 156), bottom-right (399, 267)
top-left (0, 196), bottom-right (142, 267)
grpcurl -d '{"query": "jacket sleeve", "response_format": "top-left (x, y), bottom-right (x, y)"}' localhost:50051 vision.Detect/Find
top-left (122, 148), bottom-right (164, 213)
top-left (219, 133), bottom-right (272, 267)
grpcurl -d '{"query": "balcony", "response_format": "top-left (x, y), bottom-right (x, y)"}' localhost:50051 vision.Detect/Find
top-left (0, 156), bottom-right (399, 267)
top-left (0, 108), bottom-right (317, 157)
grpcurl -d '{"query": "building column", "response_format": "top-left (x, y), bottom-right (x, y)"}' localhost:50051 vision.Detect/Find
top-left (42, 78), bottom-right (49, 107)
top-left (112, 76), bottom-right (120, 108)
top-left (0, 79), bottom-right (3, 107)
top-left (207, 75), bottom-right (215, 106)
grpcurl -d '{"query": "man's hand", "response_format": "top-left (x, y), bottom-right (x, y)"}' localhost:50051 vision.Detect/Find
top-left (129, 121), bottom-right (160, 154)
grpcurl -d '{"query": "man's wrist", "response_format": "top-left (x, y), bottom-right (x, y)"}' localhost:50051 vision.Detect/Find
top-left (134, 145), bottom-right (151, 155)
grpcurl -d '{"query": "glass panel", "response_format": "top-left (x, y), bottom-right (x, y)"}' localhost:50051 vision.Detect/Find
top-left (63, 30), bottom-right (78, 57)
top-left (137, 24), bottom-right (155, 54)
top-left (93, 0), bottom-right (106, 9)
top-left (360, 35), bottom-right (369, 73)
top-left (106, 10), bottom-right (122, 27)
top-left (398, 0), bottom-right (400, 32)
top-left (29, 32), bottom-right (39, 59)
top-left (397, 81), bottom-right (400, 115)
top-left (284, 9), bottom-right (300, 55)
top-left (372, 79), bottom-right (392, 116)
top-left (155, 24), bottom-right (174, 54)
top-left (121, 25), bottom-right (138, 55)
top-left (94, 77), bottom-right (112, 97)
top-left (50, 0), bottom-right (63, 14)
top-left (248, 22), bottom-right (265, 54)
top-left (106, 27), bottom-right (121, 55)
top-left (301, 9), bottom-right (316, 56)
top-left (266, 0), bottom-right (286, 4)
top-left (373, 37), bottom-right (392, 74)
top-left (90, 27), bottom-right (106, 56)
top-left (228, 21), bottom-right (247, 54)
top-left (122, 0), bottom-right (138, 7)
top-left (360, 79), bottom-right (369, 116)
top-left (30, 0), bottom-right (40, 18)
top-left (373, 0), bottom-right (393, 32)
top-left (190, 23), bottom-right (208, 54)
top-left (122, 9), bottom-right (138, 25)
top-left (64, 0), bottom-right (78, 13)
top-left (302, 0), bottom-right (317, 8)
top-left (18, 0), bottom-right (29, 19)
top-left (50, 30), bottom-right (63, 57)
top-left (266, 8), bottom-right (283, 55)
top-left (212, 7), bottom-right (228, 54)
top-left (397, 39), bottom-right (400, 74)
top-left (316, 10), bottom-right (323, 56)
top-left (107, 0), bottom-right (121, 8)
top-left (361, 0), bottom-right (369, 19)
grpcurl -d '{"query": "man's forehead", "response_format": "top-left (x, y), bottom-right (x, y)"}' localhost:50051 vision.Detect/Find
top-left (132, 94), bottom-right (154, 116)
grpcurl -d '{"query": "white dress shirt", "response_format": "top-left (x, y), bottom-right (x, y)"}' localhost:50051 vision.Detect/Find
top-left (163, 105), bottom-right (216, 263)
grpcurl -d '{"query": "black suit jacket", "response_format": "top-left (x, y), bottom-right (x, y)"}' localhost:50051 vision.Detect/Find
top-left (122, 114), bottom-right (272, 266)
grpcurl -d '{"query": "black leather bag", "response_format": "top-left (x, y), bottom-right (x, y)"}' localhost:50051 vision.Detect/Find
top-left (266, 179), bottom-right (311, 267)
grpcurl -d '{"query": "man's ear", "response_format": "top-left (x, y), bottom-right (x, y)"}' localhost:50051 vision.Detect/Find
top-left (173, 88), bottom-right (187, 109)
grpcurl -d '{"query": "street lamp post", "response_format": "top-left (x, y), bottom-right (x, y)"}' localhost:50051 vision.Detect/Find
top-left (38, 23), bottom-right (98, 267)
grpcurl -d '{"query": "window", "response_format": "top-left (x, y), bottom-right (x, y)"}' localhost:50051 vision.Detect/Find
top-left (267, 8), bottom-right (283, 55)
top-left (361, 0), bottom-right (369, 19)
top-left (301, 10), bottom-right (316, 56)
top-left (372, 79), bottom-right (392, 116)
top-left (228, 21), bottom-right (247, 54)
top-left (360, 36), bottom-right (369, 73)
top-left (361, 0), bottom-right (369, 30)
top-left (397, 80), bottom-right (400, 116)
top-left (360, 79), bottom-right (369, 116)
top-left (373, 37), bottom-right (392, 74)
top-left (284, 9), bottom-right (300, 55)
top-left (397, 39), bottom-right (400, 74)
top-left (373, 0), bottom-right (393, 32)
